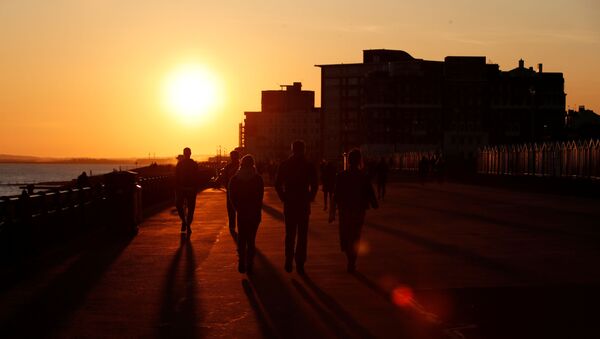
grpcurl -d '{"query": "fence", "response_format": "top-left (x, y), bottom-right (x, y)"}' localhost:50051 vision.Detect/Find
top-left (477, 139), bottom-right (600, 179)
top-left (0, 175), bottom-right (175, 261)
top-left (395, 150), bottom-right (439, 171)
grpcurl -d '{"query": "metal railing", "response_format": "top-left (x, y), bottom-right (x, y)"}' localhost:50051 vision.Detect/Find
top-left (395, 150), bottom-right (439, 171)
top-left (0, 175), bottom-right (175, 260)
top-left (477, 139), bottom-right (600, 179)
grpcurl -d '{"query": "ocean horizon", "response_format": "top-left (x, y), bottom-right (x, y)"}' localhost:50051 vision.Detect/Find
top-left (0, 162), bottom-right (135, 197)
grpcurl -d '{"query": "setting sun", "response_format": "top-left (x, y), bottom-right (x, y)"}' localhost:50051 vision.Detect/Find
top-left (163, 64), bottom-right (221, 123)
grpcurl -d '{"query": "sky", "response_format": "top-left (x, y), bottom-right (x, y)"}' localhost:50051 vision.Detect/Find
top-left (0, 0), bottom-right (598, 158)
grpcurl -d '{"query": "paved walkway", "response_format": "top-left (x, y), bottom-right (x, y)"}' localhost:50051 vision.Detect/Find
top-left (2, 183), bottom-right (600, 338)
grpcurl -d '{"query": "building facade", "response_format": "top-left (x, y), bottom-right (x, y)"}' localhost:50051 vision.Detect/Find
top-left (241, 82), bottom-right (321, 162)
top-left (565, 105), bottom-right (600, 139)
top-left (317, 50), bottom-right (566, 160)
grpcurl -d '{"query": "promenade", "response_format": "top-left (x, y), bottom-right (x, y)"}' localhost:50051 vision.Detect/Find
top-left (1, 182), bottom-right (600, 338)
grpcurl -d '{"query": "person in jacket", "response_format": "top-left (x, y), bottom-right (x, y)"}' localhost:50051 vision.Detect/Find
top-left (320, 160), bottom-right (337, 211)
top-left (375, 157), bottom-right (389, 200)
top-left (275, 140), bottom-right (318, 274)
top-left (222, 150), bottom-right (241, 237)
top-left (329, 149), bottom-right (378, 273)
top-left (229, 154), bottom-right (264, 274)
top-left (175, 147), bottom-right (199, 234)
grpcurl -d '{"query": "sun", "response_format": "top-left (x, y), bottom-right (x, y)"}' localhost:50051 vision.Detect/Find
top-left (163, 64), bottom-right (221, 122)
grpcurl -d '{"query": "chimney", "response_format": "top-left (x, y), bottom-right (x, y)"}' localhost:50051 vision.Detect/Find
top-left (538, 63), bottom-right (543, 73)
top-left (519, 59), bottom-right (524, 69)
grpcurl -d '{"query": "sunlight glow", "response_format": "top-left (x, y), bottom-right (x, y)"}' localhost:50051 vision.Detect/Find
top-left (163, 64), bottom-right (221, 123)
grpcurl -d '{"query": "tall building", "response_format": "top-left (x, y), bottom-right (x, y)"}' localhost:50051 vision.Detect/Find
top-left (565, 105), bottom-right (600, 139)
top-left (242, 82), bottom-right (321, 162)
top-left (317, 50), bottom-right (566, 160)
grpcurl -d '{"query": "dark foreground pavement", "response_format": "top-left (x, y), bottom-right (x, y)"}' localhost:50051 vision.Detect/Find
top-left (1, 183), bottom-right (599, 338)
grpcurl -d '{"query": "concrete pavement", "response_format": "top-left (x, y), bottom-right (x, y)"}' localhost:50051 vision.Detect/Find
top-left (1, 182), bottom-right (599, 338)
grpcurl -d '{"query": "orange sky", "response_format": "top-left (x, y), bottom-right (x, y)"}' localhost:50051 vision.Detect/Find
top-left (1, 0), bottom-right (598, 158)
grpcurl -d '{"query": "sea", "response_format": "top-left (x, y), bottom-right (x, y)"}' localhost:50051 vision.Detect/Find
top-left (0, 163), bottom-right (134, 197)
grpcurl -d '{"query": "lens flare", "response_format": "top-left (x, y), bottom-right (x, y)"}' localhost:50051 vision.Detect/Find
top-left (357, 239), bottom-right (370, 255)
top-left (392, 285), bottom-right (414, 307)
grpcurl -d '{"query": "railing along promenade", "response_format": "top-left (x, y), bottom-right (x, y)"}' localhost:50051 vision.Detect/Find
top-left (0, 174), bottom-right (175, 261)
top-left (477, 139), bottom-right (600, 179)
top-left (392, 150), bottom-right (439, 171)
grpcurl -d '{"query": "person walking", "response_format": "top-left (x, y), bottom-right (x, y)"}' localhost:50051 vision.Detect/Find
top-left (222, 150), bottom-right (241, 237)
top-left (375, 157), bottom-right (389, 200)
top-left (418, 156), bottom-right (429, 185)
top-left (228, 155), bottom-right (264, 274)
top-left (320, 160), bottom-right (336, 211)
top-left (175, 147), bottom-right (199, 234)
top-left (329, 149), bottom-right (378, 273)
top-left (275, 140), bottom-right (318, 274)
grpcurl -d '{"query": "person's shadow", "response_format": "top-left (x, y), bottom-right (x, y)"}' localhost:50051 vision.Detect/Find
top-left (158, 234), bottom-right (198, 338)
top-left (0, 231), bottom-right (134, 337)
top-left (292, 273), bottom-right (375, 338)
top-left (241, 250), bottom-right (327, 338)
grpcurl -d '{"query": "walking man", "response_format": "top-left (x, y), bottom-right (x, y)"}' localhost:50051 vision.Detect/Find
top-left (229, 155), bottom-right (264, 274)
top-left (329, 149), bottom-right (378, 272)
top-left (175, 147), bottom-right (199, 234)
top-left (222, 150), bottom-right (241, 237)
top-left (275, 140), bottom-right (318, 274)
top-left (375, 157), bottom-right (389, 200)
top-left (320, 160), bottom-right (336, 211)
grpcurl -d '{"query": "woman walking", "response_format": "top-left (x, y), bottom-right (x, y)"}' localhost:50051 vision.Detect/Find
top-left (320, 160), bottom-right (336, 211)
top-left (228, 155), bottom-right (264, 274)
top-left (329, 149), bottom-right (378, 273)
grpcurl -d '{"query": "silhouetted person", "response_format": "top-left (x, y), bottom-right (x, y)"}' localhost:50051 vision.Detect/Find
top-left (418, 156), bottom-right (429, 185)
top-left (229, 155), bottom-right (264, 274)
top-left (222, 150), bottom-right (241, 237)
top-left (329, 149), bottom-right (378, 273)
top-left (432, 154), bottom-right (445, 184)
top-left (175, 147), bottom-right (199, 234)
top-left (375, 157), bottom-right (388, 200)
top-left (365, 159), bottom-right (377, 181)
top-left (275, 140), bottom-right (318, 274)
top-left (76, 171), bottom-right (90, 188)
top-left (320, 160), bottom-right (336, 211)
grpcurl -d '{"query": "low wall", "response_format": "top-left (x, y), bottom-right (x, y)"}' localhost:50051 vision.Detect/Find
top-left (0, 175), bottom-right (175, 262)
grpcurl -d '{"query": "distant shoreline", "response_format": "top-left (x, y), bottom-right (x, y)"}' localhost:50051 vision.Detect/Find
top-left (0, 160), bottom-right (139, 165)
top-left (0, 155), bottom-right (210, 164)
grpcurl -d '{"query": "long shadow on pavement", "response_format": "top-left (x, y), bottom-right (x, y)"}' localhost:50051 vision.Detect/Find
top-left (0, 232), bottom-right (134, 338)
top-left (244, 251), bottom-right (327, 339)
top-left (291, 274), bottom-right (375, 339)
top-left (262, 204), bottom-right (284, 221)
top-left (158, 234), bottom-right (198, 338)
top-left (365, 221), bottom-right (534, 282)
top-left (399, 199), bottom-right (600, 241)
top-left (242, 279), bottom-right (278, 339)
top-left (397, 183), bottom-right (600, 220)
